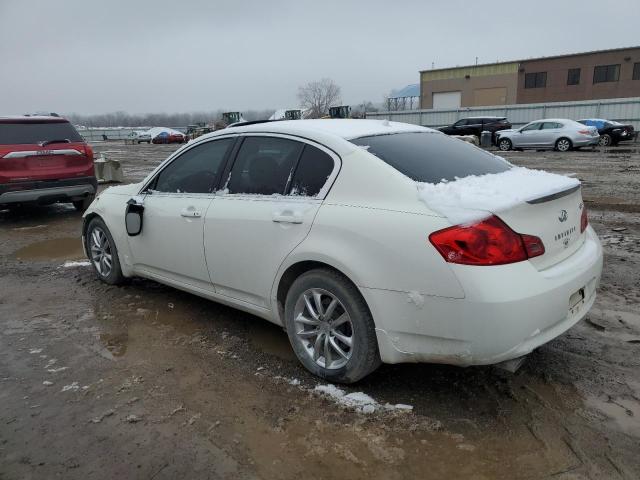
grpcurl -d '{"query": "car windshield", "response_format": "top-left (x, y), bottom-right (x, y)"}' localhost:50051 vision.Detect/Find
top-left (0, 122), bottom-right (83, 144)
top-left (351, 132), bottom-right (510, 184)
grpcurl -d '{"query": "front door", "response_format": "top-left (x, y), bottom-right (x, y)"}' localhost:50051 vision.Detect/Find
top-left (204, 135), bottom-right (338, 308)
top-left (516, 122), bottom-right (543, 147)
top-left (127, 137), bottom-right (235, 291)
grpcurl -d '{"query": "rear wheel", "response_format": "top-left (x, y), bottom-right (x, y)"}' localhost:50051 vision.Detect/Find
top-left (598, 134), bottom-right (612, 147)
top-left (555, 137), bottom-right (572, 152)
top-left (284, 269), bottom-right (380, 384)
top-left (498, 138), bottom-right (512, 151)
top-left (73, 195), bottom-right (95, 212)
top-left (85, 217), bottom-right (124, 285)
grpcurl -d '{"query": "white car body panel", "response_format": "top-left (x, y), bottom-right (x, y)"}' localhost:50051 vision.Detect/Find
top-left (83, 119), bottom-right (603, 368)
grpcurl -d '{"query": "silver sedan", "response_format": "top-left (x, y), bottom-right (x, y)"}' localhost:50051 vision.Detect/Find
top-left (496, 119), bottom-right (599, 152)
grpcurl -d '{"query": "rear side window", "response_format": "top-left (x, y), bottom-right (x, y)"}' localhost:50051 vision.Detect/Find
top-left (227, 136), bottom-right (303, 195)
top-left (351, 132), bottom-right (509, 184)
top-left (153, 138), bottom-right (233, 193)
top-left (0, 121), bottom-right (83, 144)
top-left (289, 145), bottom-right (334, 197)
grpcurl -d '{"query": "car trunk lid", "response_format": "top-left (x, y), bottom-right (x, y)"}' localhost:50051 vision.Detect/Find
top-left (0, 121), bottom-right (94, 184)
top-left (495, 185), bottom-right (585, 270)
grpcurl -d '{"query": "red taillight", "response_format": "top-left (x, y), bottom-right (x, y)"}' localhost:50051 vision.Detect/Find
top-left (580, 205), bottom-right (588, 233)
top-left (578, 129), bottom-right (592, 135)
top-left (83, 144), bottom-right (94, 162)
top-left (429, 215), bottom-right (544, 266)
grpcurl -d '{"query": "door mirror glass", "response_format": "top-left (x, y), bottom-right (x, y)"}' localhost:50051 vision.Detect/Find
top-left (125, 203), bottom-right (144, 236)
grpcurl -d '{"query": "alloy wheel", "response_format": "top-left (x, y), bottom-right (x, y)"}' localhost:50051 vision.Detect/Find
top-left (293, 288), bottom-right (354, 370)
top-left (499, 139), bottom-right (511, 151)
top-left (90, 227), bottom-right (113, 277)
top-left (598, 135), bottom-right (610, 146)
top-left (557, 139), bottom-right (571, 152)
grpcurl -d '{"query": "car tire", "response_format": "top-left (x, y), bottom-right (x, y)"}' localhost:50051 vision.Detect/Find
top-left (73, 195), bottom-right (95, 212)
top-left (284, 268), bottom-right (381, 384)
top-left (498, 138), bottom-right (512, 151)
top-left (598, 134), bottom-right (612, 147)
top-left (85, 217), bottom-right (125, 285)
top-left (555, 137), bottom-right (572, 152)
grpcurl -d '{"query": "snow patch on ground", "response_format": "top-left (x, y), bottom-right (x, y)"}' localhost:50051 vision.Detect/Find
top-left (416, 166), bottom-right (580, 224)
top-left (314, 384), bottom-right (413, 414)
top-left (62, 260), bottom-right (91, 268)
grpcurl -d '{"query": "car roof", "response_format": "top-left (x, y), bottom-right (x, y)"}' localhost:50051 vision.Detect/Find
top-left (462, 116), bottom-right (506, 120)
top-left (205, 119), bottom-right (433, 141)
top-left (0, 115), bottom-right (68, 124)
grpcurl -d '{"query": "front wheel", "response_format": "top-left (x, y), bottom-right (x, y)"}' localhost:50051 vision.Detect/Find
top-left (555, 137), bottom-right (572, 152)
top-left (284, 269), bottom-right (380, 384)
top-left (498, 138), bottom-right (512, 151)
top-left (85, 217), bottom-right (125, 285)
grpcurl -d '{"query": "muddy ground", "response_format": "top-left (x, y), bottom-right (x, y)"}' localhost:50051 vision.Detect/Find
top-left (1, 142), bottom-right (639, 479)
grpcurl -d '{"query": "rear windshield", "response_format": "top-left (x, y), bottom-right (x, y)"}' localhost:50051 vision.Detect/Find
top-left (0, 122), bottom-right (83, 145)
top-left (351, 132), bottom-right (510, 183)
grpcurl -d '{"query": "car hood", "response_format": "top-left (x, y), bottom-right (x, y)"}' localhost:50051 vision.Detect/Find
top-left (496, 128), bottom-right (518, 135)
top-left (102, 182), bottom-right (142, 197)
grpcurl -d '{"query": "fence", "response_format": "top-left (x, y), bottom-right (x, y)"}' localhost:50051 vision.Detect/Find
top-left (365, 97), bottom-right (640, 130)
top-left (77, 127), bottom-right (187, 142)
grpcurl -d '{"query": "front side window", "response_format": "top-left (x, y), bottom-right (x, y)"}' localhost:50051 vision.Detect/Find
top-left (289, 145), bottom-right (335, 197)
top-left (227, 136), bottom-right (303, 195)
top-left (350, 132), bottom-right (509, 184)
top-left (593, 64), bottom-right (620, 83)
top-left (453, 120), bottom-right (467, 127)
top-left (152, 138), bottom-right (233, 193)
top-left (633, 62), bottom-right (640, 80)
top-left (525, 72), bottom-right (547, 88)
top-left (567, 68), bottom-right (581, 85)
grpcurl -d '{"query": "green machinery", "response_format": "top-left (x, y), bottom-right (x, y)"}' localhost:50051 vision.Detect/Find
top-left (329, 106), bottom-right (351, 119)
top-left (284, 110), bottom-right (302, 120)
top-left (222, 112), bottom-right (242, 125)
top-left (186, 122), bottom-right (214, 139)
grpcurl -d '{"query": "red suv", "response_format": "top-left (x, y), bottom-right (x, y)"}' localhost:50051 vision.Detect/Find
top-left (0, 116), bottom-right (97, 211)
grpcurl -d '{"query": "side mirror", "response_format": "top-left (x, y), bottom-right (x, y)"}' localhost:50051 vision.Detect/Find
top-left (125, 197), bottom-right (144, 236)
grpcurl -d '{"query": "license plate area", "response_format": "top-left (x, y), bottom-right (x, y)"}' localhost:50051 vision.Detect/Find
top-left (569, 288), bottom-right (585, 316)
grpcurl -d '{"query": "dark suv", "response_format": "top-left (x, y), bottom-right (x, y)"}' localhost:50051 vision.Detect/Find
top-left (0, 116), bottom-right (97, 211)
top-left (437, 117), bottom-right (512, 142)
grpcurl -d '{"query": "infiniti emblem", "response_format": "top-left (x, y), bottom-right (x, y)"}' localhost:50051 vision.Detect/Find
top-left (558, 209), bottom-right (568, 222)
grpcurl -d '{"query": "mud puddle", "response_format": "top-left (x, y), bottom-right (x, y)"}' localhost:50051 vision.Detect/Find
top-left (246, 318), bottom-right (296, 362)
top-left (14, 236), bottom-right (84, 261)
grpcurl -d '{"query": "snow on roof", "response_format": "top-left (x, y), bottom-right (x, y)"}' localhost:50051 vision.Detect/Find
top-left (389, 84), bottom-right (420, 98)
top-left (417, 166), bottom-right (580, 224)
top-left (223, 119), bottom-right (433, 140)
top-left (145, 126), bottom-right (185, 138)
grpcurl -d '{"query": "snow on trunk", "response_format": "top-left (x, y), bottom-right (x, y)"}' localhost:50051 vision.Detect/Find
top-left (416, 166), bottom-right (580, 225)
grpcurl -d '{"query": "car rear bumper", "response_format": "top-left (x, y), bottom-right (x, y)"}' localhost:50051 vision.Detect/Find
top-left (0, 176), bottom-right (97, 205)
top-left (574, 136), bottom-right (600, 147)
top-left (362, 227), bottom-right (603, 366)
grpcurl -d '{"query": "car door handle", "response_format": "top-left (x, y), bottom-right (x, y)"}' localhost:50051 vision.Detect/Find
top-left (272, 212), bottom-right (303, 224)
top-left (180, 207), bottom-right (202, 218)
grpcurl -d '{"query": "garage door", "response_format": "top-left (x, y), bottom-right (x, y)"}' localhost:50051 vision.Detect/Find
top-left (432, 91), bottom-right (461, 109)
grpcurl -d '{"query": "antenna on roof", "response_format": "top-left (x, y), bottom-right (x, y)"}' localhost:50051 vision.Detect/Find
top-left (475, 56), bottom-right (478, 65)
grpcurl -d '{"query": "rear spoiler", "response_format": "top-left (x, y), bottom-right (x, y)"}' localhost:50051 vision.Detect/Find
top-left (526, 185), bottom-right (580, 204)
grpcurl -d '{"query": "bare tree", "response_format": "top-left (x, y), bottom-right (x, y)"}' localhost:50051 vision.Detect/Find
top-left (297, 78), bottom-right (341, 119)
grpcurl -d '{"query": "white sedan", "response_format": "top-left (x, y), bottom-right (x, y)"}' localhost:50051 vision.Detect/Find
top-left (82, 120), bottom-right (603, 383)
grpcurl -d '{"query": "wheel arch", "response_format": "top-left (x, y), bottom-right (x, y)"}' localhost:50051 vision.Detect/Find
top-left (272, 258), bottom-right (371, 327)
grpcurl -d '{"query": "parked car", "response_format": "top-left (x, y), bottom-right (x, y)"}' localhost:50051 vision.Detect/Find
top-left (0, 116), bottom-right (96, 211)
top-left (82, 120), bottom-right (602, 383)
top-left (151, 131), bottom-right (186, 144)
top-left (134, 132), bottom-right (152, 144)
top-left (437, 117), bottom-right (512, 142)
top-left (496, 119), bottom-right (599, 152)
top-left (577, 119), bottom-right (636, 147)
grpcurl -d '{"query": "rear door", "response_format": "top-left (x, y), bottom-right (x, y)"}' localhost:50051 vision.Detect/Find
top-left (0, 120), bottom-right (93, 183)
top-left (204, 134), bottom-right (339, 308)
top-left (539, 121), bottom-right (563, 146)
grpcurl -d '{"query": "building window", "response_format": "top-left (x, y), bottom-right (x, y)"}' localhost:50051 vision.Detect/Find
top-left (593, 64), bottom-right (620, 83)
top-left (525, 72), bottom-right (547, 89)
top-left (567, 68), bottom-right (581, 85)
top-left (633, 62), bottom-right (640, 80)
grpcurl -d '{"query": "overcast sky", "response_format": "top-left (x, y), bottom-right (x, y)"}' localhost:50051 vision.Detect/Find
top-left (1, 0), bottom-right (639, 116)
